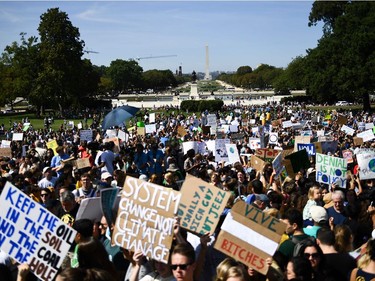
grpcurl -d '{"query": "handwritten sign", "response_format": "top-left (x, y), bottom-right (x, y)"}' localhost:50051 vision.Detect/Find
top-left (341, 125), bottom-right (355, 136)
top-left (357, 152), bottom-right (375, 180)
top-left (178, 175), bottom-right (230, 235)
top-left (0, 182), bottom-right (76, 281)
top-left (80, 130), bottom-right (93, 142)
top-left (46, 140), bottom-right (59, 156)
top-left (316, 153), bottom-right (347, 187)
top-left (215, 139), bottom-right (230, 162)
top-left (226, 144), bottom-right (241, 164)
top-left (255, 148), bottom-right (279, 162)
top-left (0, 147), bottom-right (12, 157)
top-left (214, 201), bottom-right (285, 275)
top-left (297, 143), bottom-right (316, 156)
top-left (357, 129), bottom-right (375, 142)
top-left (272, 153), bottom-right (284, 177)
top-left (113, 176), bottom-right (181, 264)
top-left (12, 133), bottom-right (24, 141)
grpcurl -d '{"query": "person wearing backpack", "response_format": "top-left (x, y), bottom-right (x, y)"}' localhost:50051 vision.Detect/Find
top-left (273, 208), bottom-right (311, 270)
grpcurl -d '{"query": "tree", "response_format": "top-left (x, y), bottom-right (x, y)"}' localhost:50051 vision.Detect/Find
top-left (108, 59), bottom-right (143, 92)
top-left (34, 7), bottom-right (85, 115)
top-left (0, 33), bottom-right (40, 108)
top-left (306, 1), bottom-right (375, 111)
top-left (236, 66), bottom-right (252, 75)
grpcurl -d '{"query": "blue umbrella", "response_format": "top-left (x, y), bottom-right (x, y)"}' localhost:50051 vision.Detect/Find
top-left (101, 105), bottom-right (140, 130)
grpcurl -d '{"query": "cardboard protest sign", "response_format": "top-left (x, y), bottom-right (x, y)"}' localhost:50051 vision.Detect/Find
top-left (178, 175), bottom-right (231, 235)
top-left (226, 143), bottom-right (241, 164)
top-left (337, 115), bottom-right (348, 125)
top-left (285, 150), bottom-right (310, 173)
top-left (177, 126), bottom-right (187, 137)
top-left (316, 153), bottom-right (347, 187)
top-left (1, 140), bottom-right (11, 148)
top-left (297, 143), bottom-right (316, 156)
top-left (0, 182), bottom-right (76, 281)
top-left (215, 139), bottom-right (230, 162)
top-left (0, 147), bottom-right (12, 157)
top-left (75, 158), bottom-right (91, 170)
top-left (251, 155), bottom-right (266, 172)
top-left (255, 148), bottom-right (279, 162)
top-left (80, 130), bottom-right (93, 142)
top-left (294, 136), bottom-right (310, 152)
top-left (12, 133), bottom-right (23, 141)
top-left (353, 137), bottom-right (364, 146)
top-left (113, 177), bottom-right (181, 264)
top-left (137, 127), bottom-right (145, 136)
top-left (357, 152), bottom-right (375, 180)
top-left (47, 140), bottom-right (59, 156)
top-left (214, 201), bottom-right (285, 275)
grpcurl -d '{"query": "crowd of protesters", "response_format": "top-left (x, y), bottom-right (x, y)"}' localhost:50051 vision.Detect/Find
top-left (2, 101), bottom-right (375, 281)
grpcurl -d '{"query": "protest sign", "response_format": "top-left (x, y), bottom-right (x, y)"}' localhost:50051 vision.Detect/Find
top-left (182, 141), bottom-right (198, 155)
top-left (357, 130), bottom-right (375, 142)
top-left (248, 138), bottom-right (261, 150)
top-left (117, 130), bottom-right (128, 142)
top-left (101, 188), bottom-right (120, 227)
top-left (215, 139), bottom-right (230, 162)
top-left (113, 176), bottom-right (181, 264)
top-left (177, 126), bottom-right (187, 137)
top-left (342, 149), bottom-right (353, 164)
top-left (272, 153), bottom-right (284, 177)
top-left (282, 120), bottom-right (293, 128)
top-left (231, 133), bottom-right (245, 141)
top-left (206, 140), bottom-right (216, 155)
top-left (294, 136), bottom-right (310, 152)
top-left (341, 125), bottom-right (355, 136)
top-left (75, 158), bottom-right (91, 170)
top-left (229, 125), bottom-right (238, 133)
top-left (68, 121), bottom-right (74, 129)
top-left (251, 155), bottom-right (265, 172)
top-left (145, 124), bottom-right (157, 134)
top-left (214, 201), bottom-right (285, 275)
top-left (316, 153), bottom-right (347, 187)
top-left (178, 175), bottom-right (230, 235)
top-left (0, 182), bottom-right (76, 281)
top-left (149, 113), bottom-right (156, 123)
top-left (12, 133), bottom-right (23, 141)
top-left (198, 142), bottom-right (207, 155)
top-left (337, 115), bottom-right (348, 125)
top-left (320, 141), bottom-right (339, 154)
top-left (76, 197), bottom-right (102, 222)
top-left (0, 147), bottom-right (12, 157)
top-left (366, 123), bottom-right (374, 130)
top-left (297, 143), bottom-right (316, 156)
top-left (357, 152), bottom-right (375, 180)
top-left (79, 130), bottom-right (92, 142)
top-left (137, 127), bottom-right (145, 136)
top-left (353, 137), bottom-right (364, 146)
top-left (1, 140), bottom-right (11, 148)
top-left (255, 148), bottom-right (280, 162)
top-left (268, 132), bottom-right (278, 145)
top-left (285, 150), bottom-right (310, 174)
top-left (46, 140), bottom-right (59, 156)
top-left (226, 143), bottom-right (241, 164)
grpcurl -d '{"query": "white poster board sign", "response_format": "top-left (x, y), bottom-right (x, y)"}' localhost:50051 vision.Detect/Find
top-left (226, 143), bottom-right (241, 164)
top-left (357, 152), bottom-right (375, 180)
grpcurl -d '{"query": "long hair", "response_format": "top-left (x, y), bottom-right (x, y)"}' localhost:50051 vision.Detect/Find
top-left (77, 238), bottom-right (118, 279)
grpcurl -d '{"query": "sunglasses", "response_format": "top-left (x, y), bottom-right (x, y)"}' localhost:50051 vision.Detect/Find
top-left (41, 193), bottom-right (49, 197)
top-left (170, 263), bottom-right (192, 271)
top-left (304, 253), bottom-right (319, 259)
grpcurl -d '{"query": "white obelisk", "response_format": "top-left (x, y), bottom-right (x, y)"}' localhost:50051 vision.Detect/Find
top-left (204, 45), bottom-right (212, 81)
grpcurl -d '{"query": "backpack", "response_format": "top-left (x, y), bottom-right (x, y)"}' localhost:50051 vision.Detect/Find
top-left (291, 236), bottom-right (316, 257)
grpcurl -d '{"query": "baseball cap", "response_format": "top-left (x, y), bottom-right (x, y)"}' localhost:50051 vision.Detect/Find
top-left (43, 166), bottom-right (52, 174)
top-left (101, 172), bottom-right (113, 180)
top-left (310, 206), bottom-right (328, 223)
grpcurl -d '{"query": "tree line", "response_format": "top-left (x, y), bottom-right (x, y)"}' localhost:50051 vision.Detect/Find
top-left (1, 1), bottom-right (374, 115)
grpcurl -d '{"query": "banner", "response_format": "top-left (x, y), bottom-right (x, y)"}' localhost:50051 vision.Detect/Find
top-left (178, 175), bottom-right (230, 235)
top-left (214, 201), bottom-right (285, 275)
top-left (316, 153), bottom-right (347, 187)
top-left (113, 177), bottom-right (181, 264)
top-left (0, 182), bottom-right (76, 281)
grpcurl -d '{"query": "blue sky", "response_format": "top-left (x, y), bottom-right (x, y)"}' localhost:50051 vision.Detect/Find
top-left (0, 1), bottom-right (323, 74)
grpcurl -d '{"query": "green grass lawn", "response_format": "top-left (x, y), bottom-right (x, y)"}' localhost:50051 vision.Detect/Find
top-left (0, 113), bottom-right (93, 130)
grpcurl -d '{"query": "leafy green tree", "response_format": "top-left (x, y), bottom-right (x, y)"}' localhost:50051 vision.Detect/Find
top-left (306, 1), bottom-right (375, 111)
top-left (35, 7), bottom-right (85, 114)
top-left (236, 66), bottom-right (252, 75)
top-left (0, 33), bottom-right (40, 108)
top-left (108, 59), bottom-right (143, 92)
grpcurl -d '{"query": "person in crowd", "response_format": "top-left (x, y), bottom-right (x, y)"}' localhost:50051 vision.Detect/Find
top-left (51, 146), bottom-right (70, 177)
top-left (72, 173), bottom-right (96, 201)
top-left (303, 206), bottom-right (328, 238)
top-left (71, 219), bottom-right (94, 268)
top-left (60, 190), bottom-right (79, 225)
top-left (57, 267), bottom-right (117, 281)
top-left (38, 166), bottom-right (57, 189)
top-left (285, 257), bottom-right (313, 281)
top-left (215, 257), bottom-right (250, 281)
top-left (303, 185), bottom-right (323, 227)
top-left (326, 190), bottom-right (348, 226)
top-left (316, 228), bottom-right (356, 280)
top-left (170, 243), bottom-right (196, 281)
top-left (350, 239), bottom-right (375, 280)
top-left (98, 142), bottom-right (115, 175)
